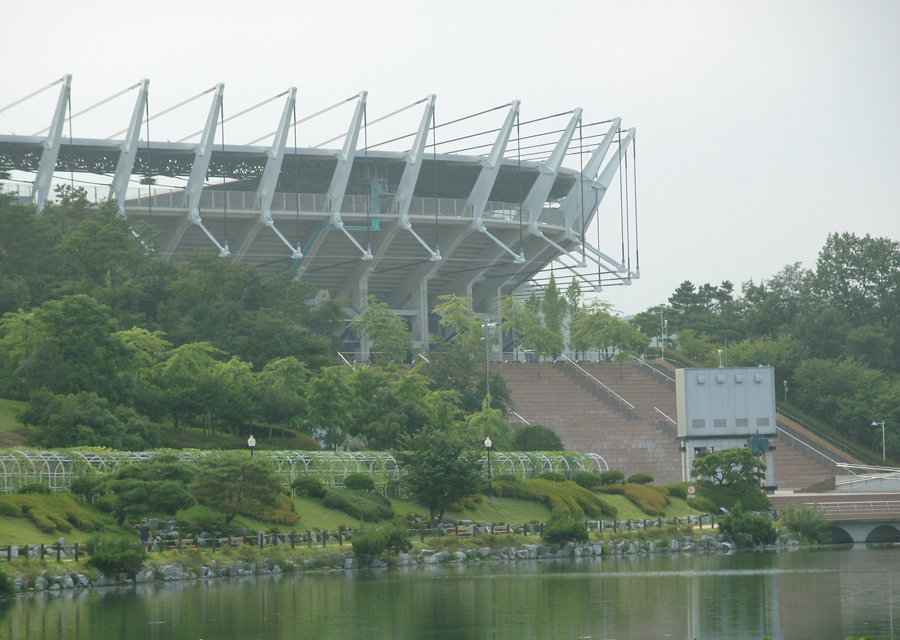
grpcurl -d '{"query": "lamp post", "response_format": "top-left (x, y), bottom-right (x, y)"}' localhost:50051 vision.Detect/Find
top-left (484, 436), bottom-right (493, 499)
top-left (482, 320), bottom-right (498, 402)
top-left (718, 349), bottom-right (723, 368)
top-left (872, 421), bottom-right (886, 462)
top-left (248, 435), bottom-right (256, 458)
top-left (784, 380), bottom-right (788, 403)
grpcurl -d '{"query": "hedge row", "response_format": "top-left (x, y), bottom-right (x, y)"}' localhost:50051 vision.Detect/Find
top-left (322, 488), bottom-right (394, 522)
top-left (0, 493), bottom-right (103, 534)
top-left (491, 476), bottom-right (617, 519)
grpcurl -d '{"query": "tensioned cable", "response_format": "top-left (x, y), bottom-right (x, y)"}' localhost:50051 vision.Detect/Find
top-left (446, 127), bottom-right (613, 157)
top-left (624, 145), bottom-right (631, 272)
top-left (632, 136), bottom-right (640, 273)
top-left (245, 94), bottom-right (358, 146)
top-left (579, 119), bottom-right (585, 262)
top-left (364, 104), bottom-right (370, 252)
top-left (617, 129), bottom-right (625, 265)
top-left (432, 106), bottom-right (439, 252)
top-left (367, 102), bottom-right (511, 150)
top-left (220, 95), bottom-right (227, 248)
top-left (313, 96), bottom-right (429, 149)
top-left (67, 92), bottom-right (74, 189)
top-left (177, 91), bottom-right (287, 143)
top-left (107, 86), bottom-right (216, 139)
top-left (0, 77), bottom-right (65, 115)
top-left (293, 102), bottom-right (300, 249)
top-left (146, 95), bottom-right (152, 220)
top-left (517, 111), bottom-right (523, 248)
top-left (33, 82), bottom-right (140, 136)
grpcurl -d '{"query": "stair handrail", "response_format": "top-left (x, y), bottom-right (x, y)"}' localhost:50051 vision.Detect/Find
top-left (558, 355), bottom-right (636, 415)
top-left (630, 355), bottom-right (675, 384)
top-left (510, 411), bottom-right (531, 425)
top-left (775, 425), bottom-right (853, 474)
top-left (654, 407), bottom-right (676, 426)
top-left (777, 408), bottom-right (881, 467)
top-left (832, 463), bottom-right (900, 487)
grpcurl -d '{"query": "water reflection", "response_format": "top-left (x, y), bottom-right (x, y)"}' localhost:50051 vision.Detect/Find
top-left (1, 545), bottom-right (898, 640)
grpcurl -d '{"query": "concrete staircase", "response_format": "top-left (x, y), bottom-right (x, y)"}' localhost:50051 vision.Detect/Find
top-left (495, 362), bottom-right (683, 485)
top-left (497, 359), bottom-right (857, 491)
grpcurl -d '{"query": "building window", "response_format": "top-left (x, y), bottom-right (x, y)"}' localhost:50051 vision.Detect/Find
top-left (735, 418), bottom-right (749, 428)
top-left (757, 417), bottom-right (770, 427)
top-left (713, 419), bottom-right (727, 428)
top-left (692, 419), bottom-right (706, 429)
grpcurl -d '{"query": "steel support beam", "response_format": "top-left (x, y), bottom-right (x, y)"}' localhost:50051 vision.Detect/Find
top-left (297, 91), bottom-right (370, 274)
top-left (385, 102), bottom-right (521, 309)
top-left (109, 79), bottom-right (149, 213)
top-left (33, 75), bottom-right (71, 212)
top-left (396, 94), bottom-right (440, 260)
top-left (161, 84), bottom-right (228, 258)
top-left (234, 87), bottom-right (301, 261)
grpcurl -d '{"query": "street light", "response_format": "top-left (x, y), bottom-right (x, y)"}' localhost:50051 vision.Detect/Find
top-left (718, 349), bottom-right (724, 368)
top-left (482, 320), bottom-right (498, 402)
top-left (872, 421), bottom-right (886, 462)
top-left (484, 436), bottom-right (493, 499)
top-left (248, 435), bottom-right (256, 458)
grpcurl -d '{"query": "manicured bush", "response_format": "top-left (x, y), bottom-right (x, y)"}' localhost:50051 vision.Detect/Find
top-left (0, 493), bottom-right (103, 533)
top-left (594, 485), bottom-right (625, 495)
top-left (17, 483), bottom-right (51, 494)
top-left (87, 535), bottom-right (147, 576)
top-left (323, 488), bottom-right (393, 522)
top-left (0, 570), bottom-right (14, 596)
top-left (491, 476), bottom-right (617, 519)
top-left (294, 433), bottom-right (322, 451)
top-left (291, 476), bottom-right (326, 499)
top-left (538, 471), bottom-right (567, 483)
top-left (622, 484), bottom-right (669, 517)
top-left (541, 513), bottom-right (589, 544)
top-left (572, 472), bottom-right (602, 489)
top-left (344, 473), bottom-right (376, 492)
top-left (626, 473), bottom-right (654, 485)
top-left (717, 502), bottom-right (777, 546)
top-left (665, 480), bottom-right (770, 513)
top-left (600, 470), bottom-right (625, 486)
top-left (511, 424), bottom-right (564, 451)
top-left (351, 527), bottom-right (412, 558)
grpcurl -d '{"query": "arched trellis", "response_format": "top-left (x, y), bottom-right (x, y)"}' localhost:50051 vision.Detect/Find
top-left (481, 451), bottom-right (608, 478)
top-left (0, 449), bottom-right (607, 492)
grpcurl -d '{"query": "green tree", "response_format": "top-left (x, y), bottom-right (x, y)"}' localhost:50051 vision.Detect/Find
top-left (464, 397), bottom-right (514, 450)
top-left (306, 367), bottom-right (351, 450)
top-left (351, 295), bottom-right (413, 364)
top-left (256, 357), bottom-right (309, 439)
top-left (511, 424), bottom-right (564, 451)
top-left (193, 452), bottom-right (284, 524)
top-left (0, 295), bottom-right (136, 401)
top-left (691, 447), bottom-right (766, 487)
top-left (395, 429), bottom-right (483, 528)
top-left (434, 294), bottom-right (482, 357)
top-left (102, 454), bottom-right (196, 525)
top-left (541, 273), bottom-right (567, 338)
top-left (19, 389), bottom-right (159, 450)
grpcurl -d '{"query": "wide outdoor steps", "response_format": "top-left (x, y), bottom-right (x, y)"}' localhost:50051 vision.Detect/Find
top-left (497, 359), bottom-right (850, 491)
top-left (494, 363), bottom-right (683, 485)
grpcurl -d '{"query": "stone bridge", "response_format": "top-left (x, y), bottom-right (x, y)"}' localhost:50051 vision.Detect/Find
top-left (807, 500), bottom-right (900, 543)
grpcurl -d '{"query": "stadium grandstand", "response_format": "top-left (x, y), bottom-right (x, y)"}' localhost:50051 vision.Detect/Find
top-left (0, 75), bottom-right (640, 358)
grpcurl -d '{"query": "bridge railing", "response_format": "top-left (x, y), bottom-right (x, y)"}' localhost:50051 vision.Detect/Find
top-left (806, 500), bottom-right (900, 520)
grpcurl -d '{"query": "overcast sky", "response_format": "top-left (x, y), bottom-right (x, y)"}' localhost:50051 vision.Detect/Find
top-left (2, 0), bottom-right (898, 315)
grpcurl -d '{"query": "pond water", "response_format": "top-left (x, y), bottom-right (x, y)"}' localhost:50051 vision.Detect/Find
top-left (2, 545), bottom-right (899, 640)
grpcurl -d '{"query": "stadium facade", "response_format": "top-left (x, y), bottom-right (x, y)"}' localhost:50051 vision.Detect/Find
top-left (0, 76), bottom-right (639, 358)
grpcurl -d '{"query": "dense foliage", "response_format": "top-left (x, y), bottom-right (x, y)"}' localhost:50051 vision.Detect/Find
top-left (193, 452), bottom-right (287, 524)
top-left (86, 535), bottom-right (147, 576)
top-left (350, 527), bottom-right (412, 559)
top-left (0, 492), bottom-right (103, 533)
top-left (691, 448), bottom-right (766, 487)
top-left (490, 476), bottom-right (617, 519)
top-left (541, 513), bottom-right (589, 544)
top-left (511, 424), bottom-right (564, 451)
top-left (101, 454), bottom-right (196, 525)
top-left (717, 503), bottom-right (778, 547)
top-left (322, 488), bottom-right (394, 522)
top-left (781, 505), bottom-right (830, 543)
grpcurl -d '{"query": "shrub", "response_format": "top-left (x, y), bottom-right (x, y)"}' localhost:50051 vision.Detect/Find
top-left (87, 535), bottom-right (147, 576)
top-left (572, 472), bottom-right (602, 489)
top-left (600, 470), bottom-right (625, 486)
top-left (0, 570), bottom-right (13, 596)
top-left (491, 476), bottom-right (617, 519)
top-left (249, 494), bottom-right (301, 526)
top-left (344, 473), bottom-right (376, 492)
top-left (538, 471), bottom-right (567, 483)
top-left (665, 484), bottom-right (687, 499)
top-left (0, 493), bottom-right (102, 533)
top-left (69, 475), bottom-right (104, 503)
top-left (622, 484), bottom-right (669, 517)
top-left (717, 503), bottom-right (777, 547)
top-left (511, 424), bottom-right (564, 451)
top-left (294, 433), bottom-right (321, 451)
top-left (594, 486), bottom-right (625, 495)
top-left (664, 480), bottom-right (770, 513)
top-left (351, 527), bottom-right (412, 558)
top-left (626, 473), bottom-right (654, 485)
top-left (17, 483), bottom-right (51, 494)
top-left (323, 488), bottom-right (393, 522)
top-left (781, 506), bottom-right (830, 543)
top-left (541, 513), bottom-right (589, 544)
top-left (292, 476), bottom-right (326, 499)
